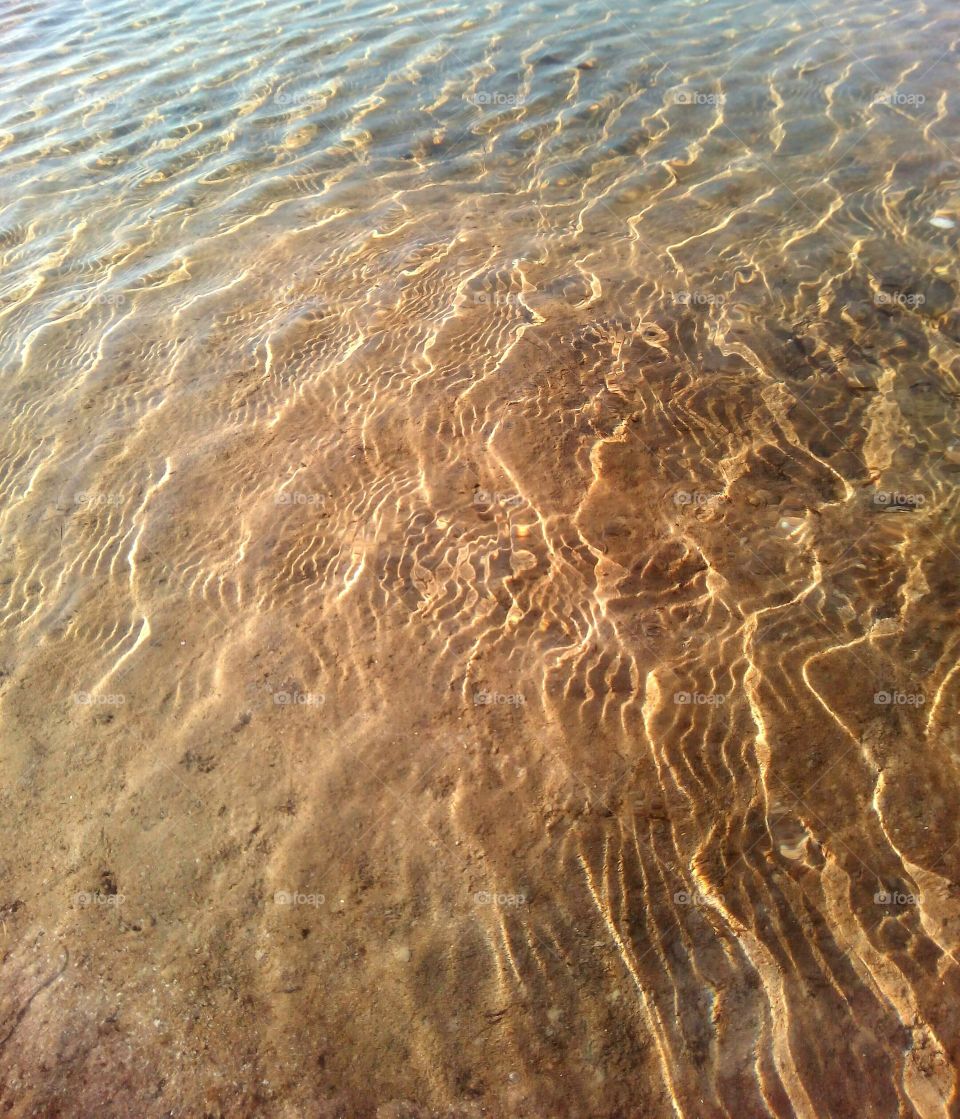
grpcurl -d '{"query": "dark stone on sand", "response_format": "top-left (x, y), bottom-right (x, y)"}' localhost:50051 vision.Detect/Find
top-left (920, 278), bottom-right (955, 318)
top-left (845, 365), bottom-right (878, 391)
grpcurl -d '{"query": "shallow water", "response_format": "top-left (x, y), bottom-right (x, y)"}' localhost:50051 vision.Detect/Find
top-left (2, 0), bottom-right (960, 1114)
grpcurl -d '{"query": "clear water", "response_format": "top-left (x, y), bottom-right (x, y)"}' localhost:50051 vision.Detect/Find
top-left (2, 0), bottom-right (960, 1114)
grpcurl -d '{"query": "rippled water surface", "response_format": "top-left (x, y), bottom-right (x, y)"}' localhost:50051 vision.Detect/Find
top-left (2, 0), bottom-right (960, 1114)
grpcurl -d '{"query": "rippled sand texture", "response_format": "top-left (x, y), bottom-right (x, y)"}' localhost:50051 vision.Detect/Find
top-left (3, 0), bottom-right (960, 1114)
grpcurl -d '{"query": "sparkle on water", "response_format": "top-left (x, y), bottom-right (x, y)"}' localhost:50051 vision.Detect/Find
top-left (2, 0), bottom-right (960, 1115)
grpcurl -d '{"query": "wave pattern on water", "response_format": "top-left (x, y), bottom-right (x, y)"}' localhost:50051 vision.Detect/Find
top-left (1, 0), bottom-right (960, 1114)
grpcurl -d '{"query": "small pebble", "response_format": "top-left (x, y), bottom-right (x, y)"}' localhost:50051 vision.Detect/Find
top-left (930, 215), bottom-right (956, 229)
top-left (779, 841), bottom-right (806, 860)
top-left (846, 366), bottom-right (878, 391)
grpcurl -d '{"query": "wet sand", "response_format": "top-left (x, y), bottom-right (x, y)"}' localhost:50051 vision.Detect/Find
top-left (2, 0), bottom-right (960, 1113)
